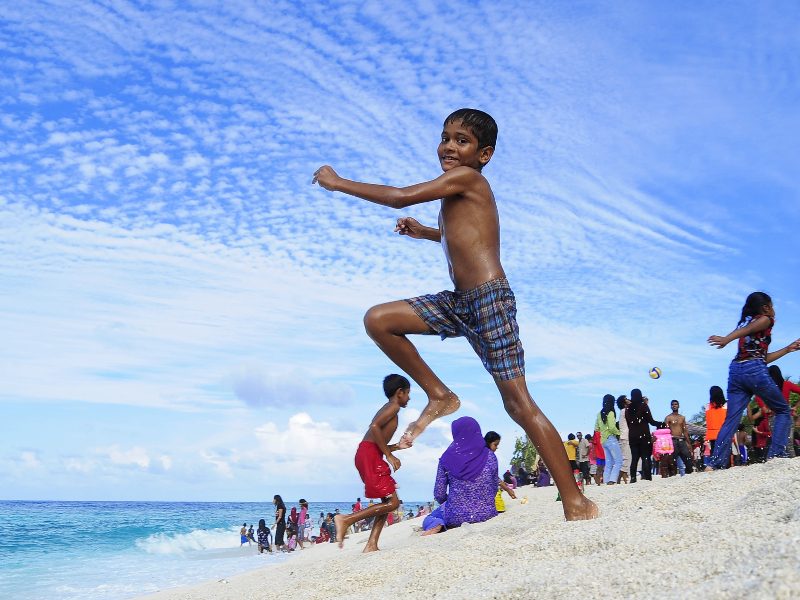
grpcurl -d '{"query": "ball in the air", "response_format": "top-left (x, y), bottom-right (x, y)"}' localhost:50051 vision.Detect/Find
top-left (649, 367), bottom-right (662, 379)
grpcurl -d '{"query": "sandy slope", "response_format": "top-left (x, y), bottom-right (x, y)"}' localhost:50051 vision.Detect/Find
top-left (140, 460), bottom-right (800, 600)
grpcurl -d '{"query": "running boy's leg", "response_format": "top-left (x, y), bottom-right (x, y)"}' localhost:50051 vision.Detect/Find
top-left (364, 514), bottom-right (389, 552)
top-left (364, 301), bottom-right (460, 437)
top-left (333, 495), bottom-right (400, 551)
top-left (495, 377), bottom-right (598, 521)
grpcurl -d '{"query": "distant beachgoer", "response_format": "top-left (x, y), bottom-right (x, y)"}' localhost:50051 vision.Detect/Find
top-left (240, 522), bottom-right (249, 546)
top-left (592, 430), bottom-right (605, 485)
top-left (247, 524), bottom-right (256, 544)
top-left (256, 519), bottom-right (272, 553)
top-left (768, 364), bottom-right (800, 458)
top-left (563, 433), bottom-right (579, 472)
top-left (273, 495), bottom-right (287, 551)
top-left (484, 430), bottom-right (517, 513)
top-left (297, 499), bottom-right (308, 548)
top-left (577, 432), bottom-right (591, 486)
top-left (705, 386), bottom-right (728, 455)
top-left (616, 395), bottom-right (631, 483)
top-left (626, 389), bottom-right (662, 482)
top-left (332, 374), bottom-right (412, 552)
top-left (595, 394), bottom-right (622, 485)
top-left (664, 399), bottom-right (694, 474)
top-left (422, 417), bottom-right (502, 535)
top-left (706, 292), bottom-right (799, 470)
top-left (536, 459), bottom-right (550, 487)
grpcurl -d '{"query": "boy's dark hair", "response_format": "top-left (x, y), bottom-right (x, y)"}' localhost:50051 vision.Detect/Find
top-left (568, 433), bottom-right (576, 440)
top-left (616, 395), bottom-right (627, 410)
top-left (444, 108), bottom-right (498, 150)
top-left (484, 430), bottom-right (501, 447)
top-left (738, 291), bottom-right (772, 326)
top-left (383, 373), bottom-right (410, 398)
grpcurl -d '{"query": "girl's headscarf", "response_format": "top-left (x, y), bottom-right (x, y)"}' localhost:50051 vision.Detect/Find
top-left (439, 416), bottom-right (490, 482)
top-left (600, 394), bottom-right (615, 423)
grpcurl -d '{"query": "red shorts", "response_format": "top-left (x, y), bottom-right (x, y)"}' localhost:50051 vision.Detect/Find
top-left (354, 441), bottom-right (396, 498)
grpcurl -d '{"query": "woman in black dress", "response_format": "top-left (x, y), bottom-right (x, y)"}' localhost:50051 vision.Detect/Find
top-left (626, 388), bottom-right (663, 483)
top-left (273, 494), bottom-right (287, 550)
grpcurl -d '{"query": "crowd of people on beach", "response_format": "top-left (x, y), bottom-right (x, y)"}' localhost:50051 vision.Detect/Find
top-left (238, 494), bottom-right (434, 554)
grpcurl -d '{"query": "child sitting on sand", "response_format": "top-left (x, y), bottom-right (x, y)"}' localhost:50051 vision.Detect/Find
top-left (333, 374), bottom-right (412, 552)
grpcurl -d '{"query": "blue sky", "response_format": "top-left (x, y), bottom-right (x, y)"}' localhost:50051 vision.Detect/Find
top-left (2, 1), bottom-right (799, 502)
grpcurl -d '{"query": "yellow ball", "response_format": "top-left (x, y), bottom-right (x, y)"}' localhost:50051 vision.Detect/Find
top-left (649, 367), bottom-right (662, 379)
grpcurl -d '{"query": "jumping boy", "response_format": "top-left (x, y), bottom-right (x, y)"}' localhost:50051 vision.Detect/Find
top-left (334, 373), bottom-right (412, 552)
top-left (314, 108), bottom-right (597, 521)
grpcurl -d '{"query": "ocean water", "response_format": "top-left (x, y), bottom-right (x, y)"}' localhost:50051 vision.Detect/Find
top-left (0, 500), bottom-right (424, 600)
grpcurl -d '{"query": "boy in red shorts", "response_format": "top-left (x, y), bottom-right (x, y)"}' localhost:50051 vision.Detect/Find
top-left (334, 374), bottom-right (412, 552)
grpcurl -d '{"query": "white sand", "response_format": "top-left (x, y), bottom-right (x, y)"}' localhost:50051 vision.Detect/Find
top-left (140, 460), bottom-right (800, 600)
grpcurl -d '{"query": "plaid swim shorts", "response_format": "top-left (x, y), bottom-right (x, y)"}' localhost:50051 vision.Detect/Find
top-left (404, 278), bottom-right (525, 380)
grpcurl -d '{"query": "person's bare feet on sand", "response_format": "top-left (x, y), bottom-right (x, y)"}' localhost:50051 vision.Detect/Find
top-left (403, 390), bottom-right (460, 442)
top-left (564, 496), bottom-right (599, 521)
top-left (333, 514), bottom-right (347, 548)
top-left (362, 543), bottom-right (379, 553)
top-left (421, 525), bottom-right (443, 536)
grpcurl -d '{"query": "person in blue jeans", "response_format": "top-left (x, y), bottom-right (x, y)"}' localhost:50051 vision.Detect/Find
top-left (595, 394), bottom-right (622, 485)
top-left (706, 292), bottom-right (800, 469)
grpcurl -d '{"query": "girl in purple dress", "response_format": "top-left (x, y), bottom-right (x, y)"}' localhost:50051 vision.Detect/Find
top-left (422, 416), bottom-right (499, 534)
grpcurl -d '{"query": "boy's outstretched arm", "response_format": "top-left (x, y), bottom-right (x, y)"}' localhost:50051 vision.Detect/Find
top-left (312, 165), bottom-right (480, 209)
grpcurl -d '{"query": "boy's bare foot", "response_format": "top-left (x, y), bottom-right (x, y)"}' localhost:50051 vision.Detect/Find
top-left (333, 514), bottom-right (347, 548)
top-left (564, 496), bottom-right (599, 521)
top-left (403, 390), bottom-right (461, 441)
top-left (421, 525), bottom-right (443, 536)
top-left (362, 544), bottom-right (379, 553)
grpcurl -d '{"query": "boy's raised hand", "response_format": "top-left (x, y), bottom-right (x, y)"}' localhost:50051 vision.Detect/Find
top-left (395, 217), bottom-right (425, 238)
top-left (312, 165), bottom-right (339, 191)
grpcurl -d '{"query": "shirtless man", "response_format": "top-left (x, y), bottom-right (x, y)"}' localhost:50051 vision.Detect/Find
top-left (664, 399), bottom-right (693, 474)
top-left (314, 108), bottom-right (597, 521)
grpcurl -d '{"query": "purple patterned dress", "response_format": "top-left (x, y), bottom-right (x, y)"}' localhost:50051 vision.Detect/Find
top-left (434, 451), bottom-right (499, 528)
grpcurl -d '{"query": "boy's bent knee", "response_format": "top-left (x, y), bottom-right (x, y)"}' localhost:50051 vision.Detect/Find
top-left (363, 305), bottom-right (385, 336)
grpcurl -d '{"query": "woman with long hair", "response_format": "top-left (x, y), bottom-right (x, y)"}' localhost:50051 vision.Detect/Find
top-left (626, 389), bottom-right (662, 482)
top-left (272, 494), bottom-right (286, 551)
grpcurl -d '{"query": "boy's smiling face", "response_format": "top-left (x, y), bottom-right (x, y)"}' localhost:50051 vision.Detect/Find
top-left (438, 119), bottom-right (493, 172)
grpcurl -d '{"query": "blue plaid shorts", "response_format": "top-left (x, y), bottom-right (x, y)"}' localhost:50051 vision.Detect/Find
top-left (404, 278), bottom-right (525, 380)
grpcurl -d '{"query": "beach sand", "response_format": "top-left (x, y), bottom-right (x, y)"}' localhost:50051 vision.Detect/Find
top-left (140, 460), bottom-right (800, 600)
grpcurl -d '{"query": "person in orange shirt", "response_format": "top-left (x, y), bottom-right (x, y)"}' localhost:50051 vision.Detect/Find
top-left (705, 385), bottom-right (727, 454)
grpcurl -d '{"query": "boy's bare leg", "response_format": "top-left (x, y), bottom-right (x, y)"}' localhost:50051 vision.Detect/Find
top-left (495, 376), bottom-right (598, 521)
top-left (363, 514), bottom-right (388, 553)
top-left (333, 495), bottom-right (399, 549)
top-left (364, 301), bottom-right (460, 440)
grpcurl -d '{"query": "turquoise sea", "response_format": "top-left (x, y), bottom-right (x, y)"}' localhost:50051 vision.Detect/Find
top-left (0, 499), bottom-right (424, 600)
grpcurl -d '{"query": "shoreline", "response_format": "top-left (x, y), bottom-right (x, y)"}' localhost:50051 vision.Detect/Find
top-left (138, 459), bottom-right (800, 600)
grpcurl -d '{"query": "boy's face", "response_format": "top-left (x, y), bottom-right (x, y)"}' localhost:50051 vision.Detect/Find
top-left (396, 388), bottom-right (410, 408)
top-left (438, 120), bottom-right (493, 172)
